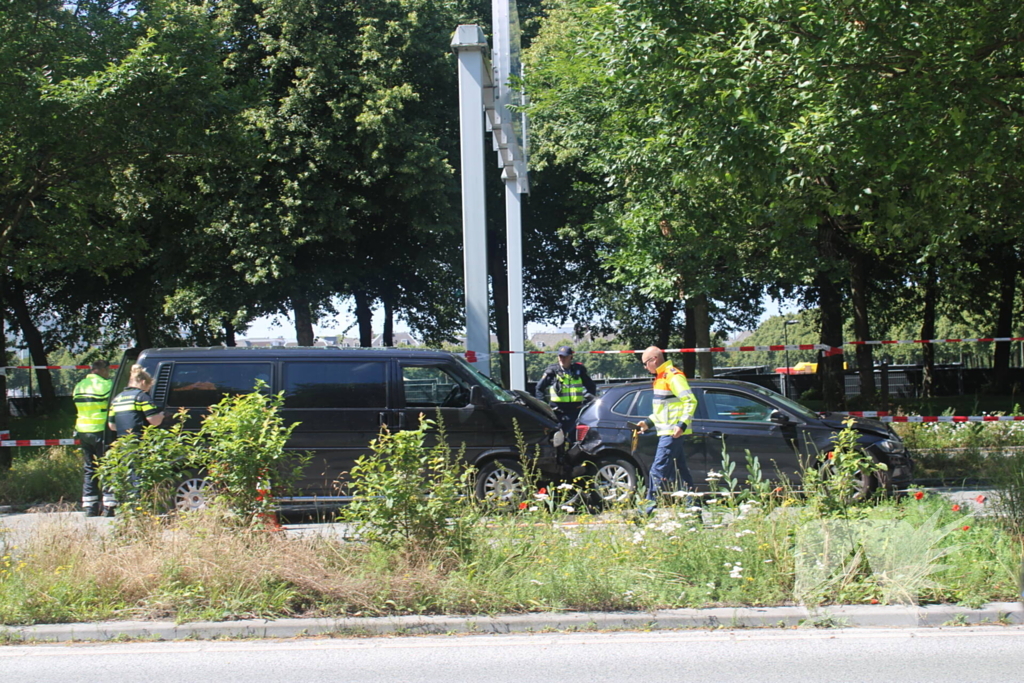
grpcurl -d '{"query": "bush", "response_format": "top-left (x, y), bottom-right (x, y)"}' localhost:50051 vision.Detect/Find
top-left (95, 383), bottom-right (305, 522)
top-left (342, 414), bottom-right (477, 552)
top-left (192, 385), bottom-right (306, 521)
top-left (97, 414), bottom-right (194, 514)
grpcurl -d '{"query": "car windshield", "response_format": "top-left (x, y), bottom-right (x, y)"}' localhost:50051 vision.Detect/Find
top-left (743, 383), bottom-right (820, 420)
top-left (454, 357), bottom-right (516, 403)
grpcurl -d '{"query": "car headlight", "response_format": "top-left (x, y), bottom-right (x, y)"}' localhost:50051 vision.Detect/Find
top-left (551, 429), bottom-right (565, 448)
top-left (874, 438), bottom-right (905, 454)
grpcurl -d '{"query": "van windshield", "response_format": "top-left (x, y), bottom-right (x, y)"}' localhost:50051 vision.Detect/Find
top-left (455, 357), bottom-right (516, 403)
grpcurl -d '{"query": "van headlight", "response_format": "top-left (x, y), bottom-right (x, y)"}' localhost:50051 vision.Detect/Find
top-left (551, 430), bottom-right (565, 448)
top-left (875, 439), bottom-right (905, 454)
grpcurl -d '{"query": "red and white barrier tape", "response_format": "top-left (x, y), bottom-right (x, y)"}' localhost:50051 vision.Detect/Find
top-left (844, 411), bottom-right (1024, 423)
top-left (0, 438), bottom-right (79, 447)
top-left (846, 336), bottom-right (1024, 346)
top-left (464, 344), bottom-right (843, 363)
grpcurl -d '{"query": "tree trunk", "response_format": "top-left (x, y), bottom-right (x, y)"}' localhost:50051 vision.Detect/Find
top-left (0, 268), bottom-right (9, 471)
top-left (10, 280), bottom-right (57, 412)
top-left (354, 291), bottom-right (373, 347)
top-left (131, 307), bottom-right (153, 350)
top-left (920, 265), bottom-right (937, 398)
top-left (990, 247), bottom-right (1018, 393)
top-left (382, 297), bottom-right (394, 347)
top-left (223, 317), bottom-right (237, 347)
top-left (814, 220), bottom-right (846, 411)
top-left (292, 290), bottom-right (315, 346)
top-left (680, 301), bottom-right (696, 378)
top-left (850, 249), bottom-right (876, 401)
top-left (691, 292), bottom-right (714, 379)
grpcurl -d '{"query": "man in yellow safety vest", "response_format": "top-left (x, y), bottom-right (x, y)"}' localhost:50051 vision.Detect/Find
top-left (637, 346), bottom-right (698, 506)
top-left (72, 360), bottom-right (113, 516)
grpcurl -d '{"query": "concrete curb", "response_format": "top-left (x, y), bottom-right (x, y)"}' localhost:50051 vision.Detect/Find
top-left (3, 602), bottom-right (1021, 643)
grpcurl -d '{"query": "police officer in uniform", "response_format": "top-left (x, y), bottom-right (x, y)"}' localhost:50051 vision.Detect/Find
top-left (72, 360), bottom-right (113, 516)
top-left (105, 364), bottom-right (164, 515)
top-left (534, 345), bottom-right (597, 439)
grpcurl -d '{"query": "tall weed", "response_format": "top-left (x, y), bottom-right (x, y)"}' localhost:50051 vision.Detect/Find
top-left (0, 447), bottom-right (79, 506)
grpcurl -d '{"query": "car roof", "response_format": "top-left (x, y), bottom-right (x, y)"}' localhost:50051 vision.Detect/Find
top-left (599, 378), bottom-right (771, 393)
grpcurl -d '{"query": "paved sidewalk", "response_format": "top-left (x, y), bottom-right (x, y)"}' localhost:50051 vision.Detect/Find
top-left (3, 602), bottom-right (1022, 643)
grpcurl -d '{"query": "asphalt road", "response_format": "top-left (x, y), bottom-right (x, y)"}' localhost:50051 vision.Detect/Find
top-left (3, 627), bottom-right (1024, 683)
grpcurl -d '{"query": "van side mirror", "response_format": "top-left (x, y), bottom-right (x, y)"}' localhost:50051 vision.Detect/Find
top-left (469, 385), bottom-right (488, 408)
top-left (769, 410), bottom-right (791, 425)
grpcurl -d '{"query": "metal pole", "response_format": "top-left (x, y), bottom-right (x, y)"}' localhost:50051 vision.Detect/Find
top-left (452, 26), bottom-right (491, 376)
top-left (784, 325), bottom-right (790, 399)
top-left (505, 177), bottom-right (525, 390)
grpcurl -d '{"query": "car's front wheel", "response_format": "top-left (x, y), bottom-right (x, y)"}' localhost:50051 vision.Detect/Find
top-left (592, 456), bottom-right (638, 504)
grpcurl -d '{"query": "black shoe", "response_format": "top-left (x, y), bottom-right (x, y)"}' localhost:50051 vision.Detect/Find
top-left (83, 504), bottom-right (102, 517)
top-left (100, 506), bottom-right (116, 518)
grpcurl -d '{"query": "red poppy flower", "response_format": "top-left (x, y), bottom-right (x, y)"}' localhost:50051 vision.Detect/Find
top-left (952, 504), bottom-right (961, 512)
top-left (772, 487), bottom-right (784, 494)
top-left (518, 501), bottom-right (527, 510)
top-left (538, 487), bottom-right (547, 495)
top-left (962, 525), bottom-right (970, 531)
top-left (976, 495), bottom-right (987, 504)
top-left (826, 452), bottom-right (834, 460)
top-left (870, 598), bottom-right (879, 604)
top-left (914, 491), bottom-right (924, 500)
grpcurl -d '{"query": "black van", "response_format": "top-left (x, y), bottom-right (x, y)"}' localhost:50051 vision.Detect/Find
top-left (112, 347), bottom-right (565, 510)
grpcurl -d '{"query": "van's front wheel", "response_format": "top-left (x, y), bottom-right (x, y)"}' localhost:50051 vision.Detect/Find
top-left (475, 459), bottom-right (525, 506)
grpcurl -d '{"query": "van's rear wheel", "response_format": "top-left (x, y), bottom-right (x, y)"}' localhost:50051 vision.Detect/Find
top-left (475, 459), bottom-right (525, 506)
top-left (174, 472), bottom-right (210, 511)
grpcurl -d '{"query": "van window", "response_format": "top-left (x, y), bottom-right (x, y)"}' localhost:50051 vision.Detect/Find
top-left (401, 365), bottom-right (470, 408)
top-left (167, 363), bottom-right (272, 407)
top-left (283, 361), bottom-right (387, 409)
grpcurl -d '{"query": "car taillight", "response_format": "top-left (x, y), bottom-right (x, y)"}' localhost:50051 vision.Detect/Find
top-left (576, 424), bottom-right (590, 442)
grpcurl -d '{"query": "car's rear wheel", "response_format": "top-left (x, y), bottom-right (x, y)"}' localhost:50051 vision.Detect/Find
top-left (475, 459), bottom-right (525, 506)
top-left (592, 457), bottom-right (638, 504)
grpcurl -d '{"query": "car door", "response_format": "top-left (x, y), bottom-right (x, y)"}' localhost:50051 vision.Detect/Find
top-left (696, 388), bottom-right (802, 483)
top-left (279, 359), bottom-right (390, 497)
top-left (396, 361), bottom-right (495, 460)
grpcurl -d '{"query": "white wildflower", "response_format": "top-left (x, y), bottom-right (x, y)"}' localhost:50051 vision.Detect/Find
top-left (735, 529), bottom-right (754, 537)
top-left (560, 505), bottom-right (575, 513)
top-left (531, 579), bottom-right (544, 585)
top-left (727, 546), bottom-right (743, 552)
top-left (706, 470), bottom-right (723, 480)
top-left (557, 483), bottom-right (574, 490)
top-left (669, 490), bottom-right (689, 498)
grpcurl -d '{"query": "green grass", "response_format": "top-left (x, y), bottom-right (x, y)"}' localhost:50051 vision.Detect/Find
top-left (1, 494), bottom-right (1019, 626)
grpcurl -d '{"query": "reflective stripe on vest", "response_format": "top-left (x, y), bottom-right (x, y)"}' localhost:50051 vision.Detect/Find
top-left (650, 363), bottom-right (698, 436)
top-left (73, 374), bottom-right (113, 433)
top-left (549, 371), bottom-right (585, 403)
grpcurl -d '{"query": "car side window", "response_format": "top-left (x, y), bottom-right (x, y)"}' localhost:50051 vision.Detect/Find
top-left (167, 363), bottom-right (272, 408)
top-left (401, 365), bottom-right (471, 408)
top-left (282, 361), bottom-right (387, 409)
top-left (702, 391), bottom-right (774, 422)
top-left (611, 389), bottom-right (653, 418)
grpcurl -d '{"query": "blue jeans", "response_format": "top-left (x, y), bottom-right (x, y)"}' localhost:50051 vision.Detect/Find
top-left (646, 434), bottom-right (694, 501)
